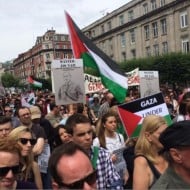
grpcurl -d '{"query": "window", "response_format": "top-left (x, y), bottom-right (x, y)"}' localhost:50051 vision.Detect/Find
top-left (144, 25), bottom-right (150, 40)
top-left (56, 52), bottom-right (60, 58)
top-left (162, 42), bottom-right (168, 54)
top-left (180, 12), bottom-right (188, 28)
top-left (160, 19), bottom-right (167, 34)
top-left (92, 30), bottom-right (95, 37)
top-left (153, 44), bottom-right (159, 56)
top-left (143, 3), bottom-right (148, 14)
top-left (122, 52), bottom-right (126, 61)
top-left (107, 21), bottom-right (112, 31)
top-left (160, 0), bottom-right (165, 7)
top-left (108, 38), bottom-right (113, 50)
top-left (101, 25), bottom-right (105, 33)
top-left (146, 46), bottom-right (151, 56)
top-left (182, 38), bottom-right (190, 53)
top-left (151, 0), bottom-right (157, 10)
top-left (128, 10), bottom-right (134, 21)
top-left (101, 41), bottom-right (106, 51)
top-left (64, 54), bottom-right (69, 59)
top-left (131, 49), bottom-right (136, 58)
top-left (119, 15), bottom-right (124, 25)
top-left (46, 53), bottom-right (50, 59)
top-left (45, 44), bottom-right (49, 49)
top-left (152, 22), bottom-right (158, 37)
top-left (120, 33), bottom-right (126, 47)
top-left (130, 29), bottom-right (135, 43)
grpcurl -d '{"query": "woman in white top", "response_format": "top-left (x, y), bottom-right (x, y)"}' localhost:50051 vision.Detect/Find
top-left (93, 112), bottom-right (128, 184)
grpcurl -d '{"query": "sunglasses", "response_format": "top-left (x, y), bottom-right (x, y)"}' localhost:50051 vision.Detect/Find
top-left (58, 170), bottom-right (96, 189)
top-left (19, 138), bottom-right (37, 145)
top-left (0, 165), bottom-right (20, 177)
top-left (4, 110), bottom-right (12, 113)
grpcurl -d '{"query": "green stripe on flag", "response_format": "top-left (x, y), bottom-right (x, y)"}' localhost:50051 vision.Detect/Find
top-left (131, 114), bottom-right (173, 137)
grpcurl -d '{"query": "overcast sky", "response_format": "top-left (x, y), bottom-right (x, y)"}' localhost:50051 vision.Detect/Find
top-left (0, 0), bottom-right (131, 62)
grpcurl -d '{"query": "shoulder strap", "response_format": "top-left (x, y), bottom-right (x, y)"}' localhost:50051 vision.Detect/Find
top-left (91, 146), bottom-right (99, 170)
top-left (135, 155), bottom-right (160, 179)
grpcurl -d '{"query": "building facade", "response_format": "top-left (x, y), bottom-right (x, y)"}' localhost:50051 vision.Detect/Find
top-left (13, 30), bottom-right (73, 83)
top-left (82, 0), bottom-right (190, 62)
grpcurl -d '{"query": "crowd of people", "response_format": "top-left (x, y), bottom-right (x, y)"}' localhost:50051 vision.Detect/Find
top-left (0, 86), bottom-right (190, 189)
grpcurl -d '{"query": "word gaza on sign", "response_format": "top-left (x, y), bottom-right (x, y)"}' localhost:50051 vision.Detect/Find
top-left (84, 74), bottom-right (104, 94)
top-left (118, 92), bottom-right (172, 137)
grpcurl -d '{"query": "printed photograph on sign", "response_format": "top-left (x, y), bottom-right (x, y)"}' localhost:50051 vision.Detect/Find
top-left (52, 66), bottom-right (85, 105)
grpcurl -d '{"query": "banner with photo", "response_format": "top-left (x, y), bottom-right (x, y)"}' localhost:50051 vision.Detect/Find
top-left (84, 74), bottom-right (104, 94)
top-left (51, 59), bottom-right (85, 105)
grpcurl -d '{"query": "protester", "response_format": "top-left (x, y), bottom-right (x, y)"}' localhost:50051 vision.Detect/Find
top-left (0, 116), bottom-right (13, 138)
top-left (93, 112), bottom-right (128, 186)
top-left (65, 113), bottom-right (123, 189)
top-left (45, 103), bottom-right (62, 128)
top-left (3, 105), bottom-right (20, 128)
top-left (98, 92), bottom-right (113, 118)
top-left (29, 105), bottom-right (52, 189)
top-left (151, 120), bottom-right (190, 189)
top-left (53, 124), bottom-right (71, 148)
top-left (17, 106), bottom-right (46, 156)
top-left (49, 141), bottom-right (97, 190)
top-left (133, 115), bottom-right (168, 190)
top-left (0, 137), bottom-right (37, 189)
top-left (8, 126), bottom-right (42, 189)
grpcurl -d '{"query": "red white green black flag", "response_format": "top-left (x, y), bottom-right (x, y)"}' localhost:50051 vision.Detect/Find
top-left (65, 12), bottom-right (128, 103)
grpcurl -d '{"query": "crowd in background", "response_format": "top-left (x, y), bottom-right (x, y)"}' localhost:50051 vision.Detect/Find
top-left (0, 84), bottom-right (190, 189)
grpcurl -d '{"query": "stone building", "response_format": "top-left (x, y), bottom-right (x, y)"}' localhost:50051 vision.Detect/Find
top-left (82, 0), bottom-right (190, 62)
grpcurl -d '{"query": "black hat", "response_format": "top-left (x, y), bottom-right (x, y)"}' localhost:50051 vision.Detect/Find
top-left (159, 120), bottom-right (190, 150)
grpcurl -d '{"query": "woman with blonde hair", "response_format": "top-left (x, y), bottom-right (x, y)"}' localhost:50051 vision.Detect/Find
top-left (8, 126), bottom-right (43, 189)
top-left (133, 115), bottom-right (168, 190)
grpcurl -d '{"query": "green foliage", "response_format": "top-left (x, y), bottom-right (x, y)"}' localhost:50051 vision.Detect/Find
top-left (1, 73), bottom-right (20, 88)
top-left (120, 52), bottom-right (190, 85)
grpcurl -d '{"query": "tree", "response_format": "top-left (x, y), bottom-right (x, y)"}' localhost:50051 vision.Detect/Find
top-left (1, 73), bottom-right (20, 88)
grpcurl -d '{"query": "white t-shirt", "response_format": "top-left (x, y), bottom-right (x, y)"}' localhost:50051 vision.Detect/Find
top-left (93, 132), bottom-right (125, 153)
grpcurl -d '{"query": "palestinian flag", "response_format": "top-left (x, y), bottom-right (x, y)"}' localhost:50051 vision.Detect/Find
top-left (65, 12), bottom-right (128, 103)
top-left (27, 76), bottom-right (42, 88)
top-left (118, 92), bottom-right (173, 137)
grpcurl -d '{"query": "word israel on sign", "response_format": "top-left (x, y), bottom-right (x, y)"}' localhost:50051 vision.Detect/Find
top-left (84, 74), bottom-right (104, 94)
top-left (117, 92), bottom-right (172, 138)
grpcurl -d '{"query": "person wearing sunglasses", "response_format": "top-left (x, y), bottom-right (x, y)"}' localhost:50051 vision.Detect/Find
top-left (17, 107), bottom-right (46, 157)
top-left (8, 126), bottom-right (42, 189)
top-left (65, 113), bottom-right (123, 189)
top-left (0, 137), bottom-right (37, 189)
top-left (49, 141), bottom-right (97, 190)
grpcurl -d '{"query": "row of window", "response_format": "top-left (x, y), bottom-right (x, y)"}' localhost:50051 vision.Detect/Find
top-left (144, 18), bottom-right (167, 40)
top-left (90, 0), bottom-right (168, 37)
top-left (120, 37), bottom-right (189, 60)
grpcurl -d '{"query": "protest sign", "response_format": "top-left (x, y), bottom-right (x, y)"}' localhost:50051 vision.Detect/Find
top-left (51, 59), bottom-right (85, 105)
top-left (118, 92), bottom-right (172, 137)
